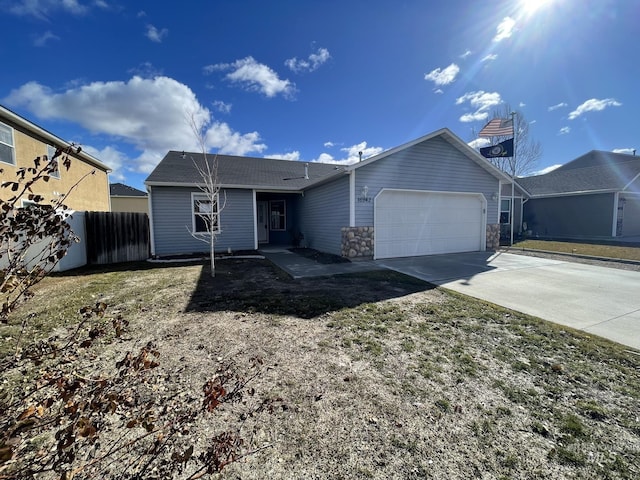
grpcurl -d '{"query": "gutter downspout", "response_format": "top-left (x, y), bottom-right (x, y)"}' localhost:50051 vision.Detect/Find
top-left (349, 170), bottom-right (355, 227)
top-left (147, 185), bottom-right (156, 258)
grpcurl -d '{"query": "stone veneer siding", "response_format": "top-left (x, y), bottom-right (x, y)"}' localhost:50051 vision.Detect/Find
top-left (342, 224), bottom-right (500, 258)
top-left (341, 226), bottom-right (374, 259)
top-left (486, 224), bottom-right (500, 250)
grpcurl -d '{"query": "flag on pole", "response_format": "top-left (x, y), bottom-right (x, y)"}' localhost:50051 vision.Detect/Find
top-left (480, 138), bottom-right (514, 158)
top-left (478, 118), bottom-right (514, 137)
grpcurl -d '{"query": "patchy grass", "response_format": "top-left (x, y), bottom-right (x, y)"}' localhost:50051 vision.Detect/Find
top-left (512, 239), bottom-right (640, 261)
top-left (2, 259), bottom-right (640, 479)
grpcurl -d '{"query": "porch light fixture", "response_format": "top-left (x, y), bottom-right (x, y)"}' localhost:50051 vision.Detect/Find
top-left (491, 192), bottom-right (498, 201)
top-left (360, 185), bottom-right (369, 198)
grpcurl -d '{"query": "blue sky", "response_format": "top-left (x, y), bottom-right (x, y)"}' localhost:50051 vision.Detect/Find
top-left (1, 0), bottom-right (637, 190)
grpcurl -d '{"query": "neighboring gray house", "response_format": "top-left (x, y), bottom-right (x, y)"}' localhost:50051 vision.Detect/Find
top-left (145, 128), bottom-right (514, 259)
top-left (517, 150), bottom-right (640, 240)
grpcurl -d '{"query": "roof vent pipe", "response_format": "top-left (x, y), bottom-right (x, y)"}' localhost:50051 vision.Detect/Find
top-left (359, 151), bottom-right (363, 162)
top-left (304, 163), bottom-right (309, 179)
top-left (634, 149), bottom-right (636, 156)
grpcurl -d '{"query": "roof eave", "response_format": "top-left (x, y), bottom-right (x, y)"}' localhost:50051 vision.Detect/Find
top-left (0, 105), bottom-right (112, 173)
top-left (346, 128), bottom-right (513, 183)
top-left (526, 188), bottom-right (620, 198)
top-left (145, 180), bottom-right (306, 192)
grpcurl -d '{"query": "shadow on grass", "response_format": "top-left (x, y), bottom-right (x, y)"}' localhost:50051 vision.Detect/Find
top-left (185, 258), bottom-right (433, 319)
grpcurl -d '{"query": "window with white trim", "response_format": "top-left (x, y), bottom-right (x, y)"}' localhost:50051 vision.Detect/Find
top-left (47, 145), bottom-right (60, 179)
top-left (270, 200), bottom-right (286, 231)
top-left (0, 122), bottom-right (15, 165)
top-left (500, 198), bottom-right (511, 224)
top-left (192, 192), bottom-right (220, 234)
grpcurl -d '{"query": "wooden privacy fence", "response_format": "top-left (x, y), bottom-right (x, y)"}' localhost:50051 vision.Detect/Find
top-left (84, 211), bottom-right (150, 264)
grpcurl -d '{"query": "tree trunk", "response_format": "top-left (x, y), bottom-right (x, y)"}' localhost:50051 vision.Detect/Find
top-left (210, 237), bottom-right (215, 278)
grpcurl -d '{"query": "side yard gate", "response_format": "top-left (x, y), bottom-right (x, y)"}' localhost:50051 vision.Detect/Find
top-left (84, 211), bottom-right (150, 265)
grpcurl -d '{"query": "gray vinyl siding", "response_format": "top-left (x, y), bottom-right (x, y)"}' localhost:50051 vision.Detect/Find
top-left (354, 137), bottom-right (500, 226)
top-left (523, 193), bottom-right (615, 238)
top-left (150, 186), bottom-right (254, 256)
top-left (297, 175), bottom-right (350, 255)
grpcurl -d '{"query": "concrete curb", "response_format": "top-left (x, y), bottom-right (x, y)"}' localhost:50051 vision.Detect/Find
top-left (499, 247), bottom-right (640, 267)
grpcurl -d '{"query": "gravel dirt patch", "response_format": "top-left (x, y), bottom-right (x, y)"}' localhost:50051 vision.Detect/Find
top-left (2, 258), bottom-right (639, 479)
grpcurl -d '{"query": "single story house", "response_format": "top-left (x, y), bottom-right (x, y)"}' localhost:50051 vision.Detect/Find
top-left (516, 150), bottom-right (640, 240)
top-left (110, 182), bottom-right (149, 214)
top-left (145, 128), bottom-right (515, 259)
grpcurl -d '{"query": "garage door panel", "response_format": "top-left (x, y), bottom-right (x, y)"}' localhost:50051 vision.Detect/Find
top-left (375, 190), bottom-right (485, 259)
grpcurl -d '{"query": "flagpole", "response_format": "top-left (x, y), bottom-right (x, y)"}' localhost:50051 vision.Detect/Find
top-left (510, 111), bottom-right (516, 247)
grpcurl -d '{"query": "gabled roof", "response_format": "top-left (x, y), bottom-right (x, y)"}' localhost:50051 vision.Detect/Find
top-left (145, 128), bottom-right (514, 190)
top-left (516, 150), bottom-right (640, 197)
top-left (110, 183), bottom-right (147, 197)
top-left (0, 104), bottom-right (111, 173)
top-left (145, 151), bottom-right (343, 191)
top-left (347, 128), bottom-right (514, 183)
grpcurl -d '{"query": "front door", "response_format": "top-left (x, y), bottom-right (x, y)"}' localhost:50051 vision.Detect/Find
top-left (257, 201), bottom-right (268, 243)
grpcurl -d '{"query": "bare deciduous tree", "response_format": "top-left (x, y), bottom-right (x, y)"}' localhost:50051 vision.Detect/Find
top-left (473, 104), bottom-right (542, 177)
top-left (1, 145), bottom-right (94, 329)
top-left (185, 115), bottom-right (226, 278)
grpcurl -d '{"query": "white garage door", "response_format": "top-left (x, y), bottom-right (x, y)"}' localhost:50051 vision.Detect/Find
top-left (375, 190), bottom-right (486, 259)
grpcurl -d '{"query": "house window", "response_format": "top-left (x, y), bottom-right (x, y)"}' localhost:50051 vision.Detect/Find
top-left (270, 200), bottom-right (286, 231)
top-left (500, 199), bottom-right (511, 224)
top-left (192, 192), bottom-right (219, 234)
top-left (0, 122), bottom-right (15, 165)
top-left (47, 145), bottom-right (60, 179)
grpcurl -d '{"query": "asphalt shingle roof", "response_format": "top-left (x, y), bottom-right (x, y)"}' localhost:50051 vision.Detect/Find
top-left (517, 150), bottom-right (640, 196)
top-left (110, 182), bottom-right (147, 197)
top-left (145, 151), bottom-right (344, 190)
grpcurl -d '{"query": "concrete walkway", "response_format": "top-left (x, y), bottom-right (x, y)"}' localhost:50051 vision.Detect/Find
top-left (379, 251), bottom-right (640, 351)
top-left (262, 248), bottom-right (640, 351)
top-left (259, 248), bottom-right (386, 278)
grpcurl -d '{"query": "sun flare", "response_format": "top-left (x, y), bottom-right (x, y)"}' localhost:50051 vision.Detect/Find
top-left (520, 0), bottom-right (552, 14)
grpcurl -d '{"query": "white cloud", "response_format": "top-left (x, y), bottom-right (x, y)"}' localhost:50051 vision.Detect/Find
top-left (467, 138), bottom-right (490, 149)
top-left (434, 88), bottom-right (444, 94)
top-left (568, 98), bottom-right (622, 120)
top-left (548, 102), bottom-right (568, 111)
top-left (323, 141), bottom-right (335, 148)
top-left (4, 76), bottom-right (267, 174)
top-left (83, 144), bottom-right (128, 180)
top-left (206, 57), bottom-right (295, 99)
top-left (310, 142), bottom-right (384, 165)
top-left (494, 17), bottom-right (516, 42)
top-left (519, 102), bottom-right (526, 107)
top-left (613, 148), bottom-right (635, 155)
top-left (558, 126), bottom-right (570, 135)
top-left (146, 24), bottom-right (168, 43)
top-left (532, 164), bottom-right (562, 175)
top-left (460, 50), bottom-right (472, 59)
top-left (481, 54), bottom-right (498, 62)
top-left (285, 47), bottom-right (331, 73)
top-left (456, 90), bottom-right (502, 122)
top-left (424, 63), bottom-right (460, 86)
top-left (266, 151), bottom-right (301, 161)
top-left (212, 100), bottom-right (232, 114)
top-left (33, 30), bottom-right (59, 46)
top-left (127, 62), bottom-right (163, 78)
top-left (8, 0), bottom-right (88, 19)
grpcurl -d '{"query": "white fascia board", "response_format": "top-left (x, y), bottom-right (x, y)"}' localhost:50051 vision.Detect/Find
top-left (144, 180), bottom-right (303, 192)
top-left (527, 189), bottom-right (619, 199)
top-left (0, 105), bottom-right (111, 172)
top-left (345, 127), bottom-right (513, 184)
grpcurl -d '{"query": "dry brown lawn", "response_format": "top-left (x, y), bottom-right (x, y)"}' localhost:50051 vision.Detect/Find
top-left (2, 257), bottom-right (639, 479)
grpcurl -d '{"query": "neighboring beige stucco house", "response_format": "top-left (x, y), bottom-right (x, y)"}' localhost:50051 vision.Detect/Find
top-left (0, 105), bottom-right (111, 211)
top-left (110, 183), bottom-right (149, 214)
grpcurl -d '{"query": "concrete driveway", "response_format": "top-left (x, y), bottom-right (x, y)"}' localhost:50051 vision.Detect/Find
top-left (377, 251), bottom-right (640, 351)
